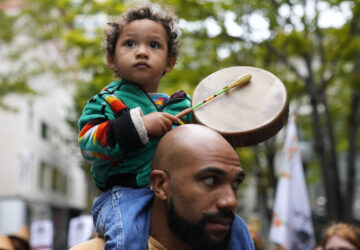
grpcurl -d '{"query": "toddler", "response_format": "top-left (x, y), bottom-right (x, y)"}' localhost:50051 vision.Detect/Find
top-left (78, 5), bottom-right (192, 249)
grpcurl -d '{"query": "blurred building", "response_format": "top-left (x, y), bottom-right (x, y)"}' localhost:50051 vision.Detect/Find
top-left (0, 1), bottom-right (88, 248)
top-left (0, 76), bottom-right (87, 244)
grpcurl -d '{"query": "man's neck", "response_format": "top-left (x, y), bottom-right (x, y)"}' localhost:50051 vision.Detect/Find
top-left (150, 200), bottom-right (191, 250)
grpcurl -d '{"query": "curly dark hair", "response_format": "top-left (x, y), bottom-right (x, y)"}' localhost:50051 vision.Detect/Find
top-left (104, 5), bottom-right (180, 63)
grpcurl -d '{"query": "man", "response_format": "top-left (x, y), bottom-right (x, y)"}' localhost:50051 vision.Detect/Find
top-left (149, 124), bottom-right (253, 250)
top-left (71, 124), bottom-right (254, 250)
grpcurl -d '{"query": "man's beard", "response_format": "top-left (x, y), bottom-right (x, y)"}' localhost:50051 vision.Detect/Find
top-left (167, 198), bottom-right (234, 250)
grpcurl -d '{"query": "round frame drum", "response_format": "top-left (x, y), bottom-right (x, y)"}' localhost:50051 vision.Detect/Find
top-left (192, 66), bottom-right (289, 147)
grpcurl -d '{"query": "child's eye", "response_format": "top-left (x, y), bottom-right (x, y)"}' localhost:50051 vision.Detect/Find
top-left (150, 41), bottom-right (159, 48)
top-left (125, 40), bottom-right (135, 47)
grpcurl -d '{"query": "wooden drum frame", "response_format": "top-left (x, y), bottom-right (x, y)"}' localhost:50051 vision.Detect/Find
top-left (191, 66), bottom-right (289, 147)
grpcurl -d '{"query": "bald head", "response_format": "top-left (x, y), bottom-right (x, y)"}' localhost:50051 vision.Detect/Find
top-left (152, 124), bottom-right (239, 172)
top-left (150, 125), bottom-right (245, 250)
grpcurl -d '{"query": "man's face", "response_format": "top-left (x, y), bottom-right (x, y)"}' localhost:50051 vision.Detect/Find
top-left (166, 140), bottom-right (245, 249)
top-left (167, 198), bottom-right (234, 250)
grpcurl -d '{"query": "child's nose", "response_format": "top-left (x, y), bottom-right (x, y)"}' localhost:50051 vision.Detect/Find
top-left (135, 44), bottom-right (149, 59)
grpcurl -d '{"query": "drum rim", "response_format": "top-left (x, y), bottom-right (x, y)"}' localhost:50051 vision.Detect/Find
top-left (192, 66), bottom-right (289, 147)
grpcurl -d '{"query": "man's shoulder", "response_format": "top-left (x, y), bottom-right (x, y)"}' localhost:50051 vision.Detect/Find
top-left (229, 215), bottom-right (255, 250)
top-left (147, 235), bottom-right (168, 250)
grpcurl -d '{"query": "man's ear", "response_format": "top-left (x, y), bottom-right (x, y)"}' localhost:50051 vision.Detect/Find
top-left (164, 56), bottom-right (176, 73)
top-left (107, 54), bottom-right (116, 70)
top-left (150, 170), bottom-right (170, 200)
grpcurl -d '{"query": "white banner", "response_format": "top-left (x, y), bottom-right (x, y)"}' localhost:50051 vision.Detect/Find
top-left (30, 220), bottom-right (53, 250)
top-left (67, 215), bottom-right (94, 248)
top-left (269, 118), bottom-right (315, 249)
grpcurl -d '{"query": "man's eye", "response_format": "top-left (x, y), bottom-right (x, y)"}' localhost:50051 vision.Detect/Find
top-left (125, 40), bottom-right (135, 47)
top-left (232, 180), bottom-right (241, 190)
top-left (203, 177), bottom-right (216, 186)
top-left (150, 41), bottom-right (159, 48)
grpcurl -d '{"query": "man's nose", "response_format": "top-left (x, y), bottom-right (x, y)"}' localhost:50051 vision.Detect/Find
top-left (216, 186), bottom-right (238, 211)
top-left (136, 44), bottom-right (149, 59)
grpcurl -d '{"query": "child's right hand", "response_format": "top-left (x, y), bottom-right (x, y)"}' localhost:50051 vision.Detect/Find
top-left (142, 112), bottom-right (180, 137)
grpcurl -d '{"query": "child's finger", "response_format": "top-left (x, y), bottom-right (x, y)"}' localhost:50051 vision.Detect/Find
top-left (175, 107), bottom-right (192, 119)
top-left (161, 112), bottom-right (180, 123)
top-left (159, 117), bottom-right (172, 133)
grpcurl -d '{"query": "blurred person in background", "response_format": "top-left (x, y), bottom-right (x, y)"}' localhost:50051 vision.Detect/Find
top-left (0, 226), bottom-right (30, 250)
top-left (247, 218), bottom-right (264, 250)
top-left (320, 223), bottom-right (360, 250)
top-left (0, 235), bottom-right (14, 250)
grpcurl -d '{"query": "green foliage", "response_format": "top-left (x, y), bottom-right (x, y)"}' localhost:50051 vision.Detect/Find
top-left (0, 12), bottom-right (16, 42)
top-left (0, 78), bottom-right (36, 110)
top-left (2, 0), bottom-right (359, 221)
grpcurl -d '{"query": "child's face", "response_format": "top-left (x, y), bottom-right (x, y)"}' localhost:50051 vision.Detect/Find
top-left (108, 19), bottom-right (176, 92)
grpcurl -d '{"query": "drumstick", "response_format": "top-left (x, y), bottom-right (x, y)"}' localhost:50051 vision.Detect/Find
top-left (176, 74), bottom-right (252, 119)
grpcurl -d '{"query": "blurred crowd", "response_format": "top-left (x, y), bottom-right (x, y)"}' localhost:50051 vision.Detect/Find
top-left (250, 222), bottom-right (360, 250)
top-left (0, 222), bottom-right (359, 249)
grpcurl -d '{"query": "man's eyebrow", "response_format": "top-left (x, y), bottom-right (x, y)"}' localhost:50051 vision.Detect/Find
top-left (197, 167), bottom-right (227, 176)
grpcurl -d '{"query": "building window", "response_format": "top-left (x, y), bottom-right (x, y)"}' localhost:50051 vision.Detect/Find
top-left (39, 163), bottom-right (67, 195)
top-left (51, 168), bottom-right (67, 194)
top-left (38, 162), bottom-right (46, 189)
top-left (58, 172), bottom-right (67, 195)
top-left (27, 100), bottom-right (34, 132)
top-left (41, 121), bottom-right (48, 140)
top-left (51, 168), bottom-right (58, 191)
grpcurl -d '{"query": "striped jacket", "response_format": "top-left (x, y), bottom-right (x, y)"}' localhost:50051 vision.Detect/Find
top-left (78, 80), bottom-right (192, 190)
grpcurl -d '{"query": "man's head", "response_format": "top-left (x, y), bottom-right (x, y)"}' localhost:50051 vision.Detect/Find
top-left (151, 124), bottom-right (245, 250)
top-left (104, 5), bottom-right (179, 91)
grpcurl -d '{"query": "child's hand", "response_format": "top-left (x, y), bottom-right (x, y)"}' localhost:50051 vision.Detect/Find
top-left (142, 112), bottom-right (180, 137)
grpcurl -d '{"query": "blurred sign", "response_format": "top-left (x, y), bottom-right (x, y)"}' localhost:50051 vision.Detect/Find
top-left (30, 220), bottom-right (53, 250)
top-left (67, 215), bottom-right (94, 248)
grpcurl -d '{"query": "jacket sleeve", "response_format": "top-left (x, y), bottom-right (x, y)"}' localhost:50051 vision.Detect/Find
top-left (78, 93), bottom-right (146, 166)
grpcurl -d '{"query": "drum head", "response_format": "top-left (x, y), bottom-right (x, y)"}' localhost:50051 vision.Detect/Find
top-left (192, 66), bottom-right (289, 147)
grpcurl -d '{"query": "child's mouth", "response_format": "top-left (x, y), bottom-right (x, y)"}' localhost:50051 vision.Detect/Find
top-left (135, 62), bottom-right (150, 68)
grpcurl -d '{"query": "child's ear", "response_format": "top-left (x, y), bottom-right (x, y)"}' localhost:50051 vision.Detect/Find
top-left (107, 54), bottom-right (116, 70)
top-left (164, 56), bottom-right (177, 73)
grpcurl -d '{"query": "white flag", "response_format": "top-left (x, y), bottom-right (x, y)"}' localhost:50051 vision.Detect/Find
top-left (269, 118), bottom-right (315, 249)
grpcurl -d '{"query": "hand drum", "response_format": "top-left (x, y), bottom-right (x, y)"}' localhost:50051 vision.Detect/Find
top-left (192, 66), bottom-right (289, 147)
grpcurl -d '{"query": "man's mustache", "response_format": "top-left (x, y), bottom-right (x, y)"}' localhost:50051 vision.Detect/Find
top-left (202, 209), bottom-right (235, 223)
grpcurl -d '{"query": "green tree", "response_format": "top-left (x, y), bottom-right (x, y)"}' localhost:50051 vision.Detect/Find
top-left (154, 0), bottom-right (360, 223)
top-left (5, 0), bottom-right (359, 225)
top-left (0, 10), bottom-right (35, 109)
